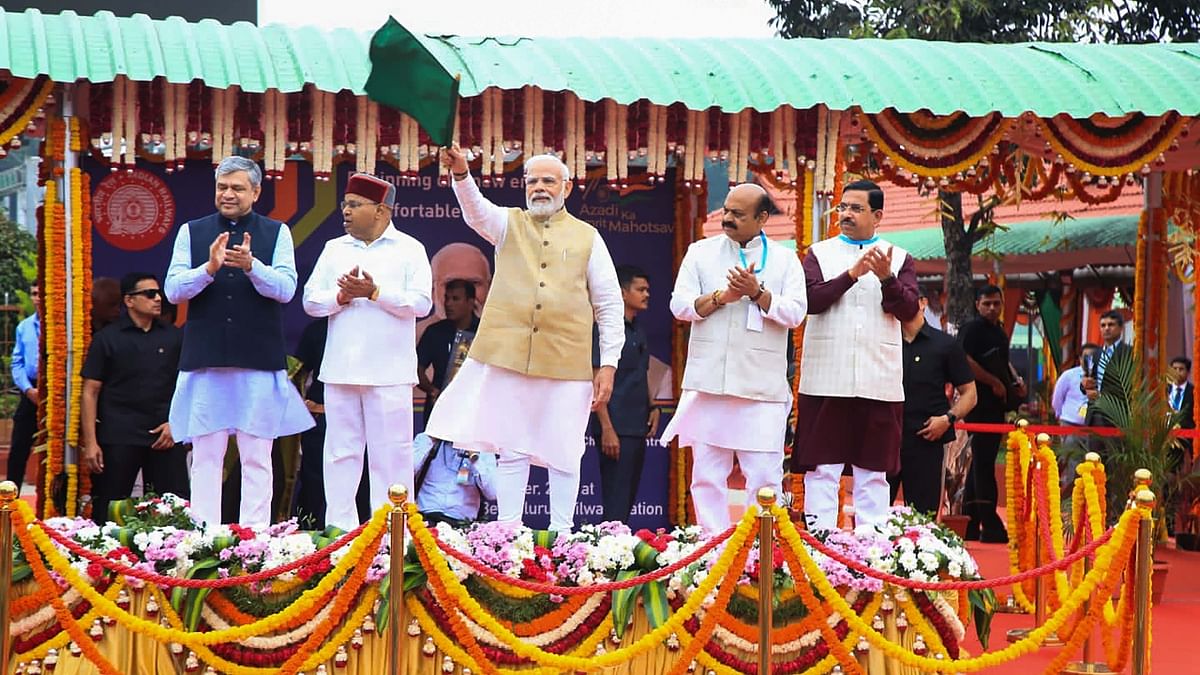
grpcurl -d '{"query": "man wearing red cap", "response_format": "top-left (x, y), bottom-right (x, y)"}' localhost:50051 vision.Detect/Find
top-left (429, 145), bottom-right (624, 532)
top-left (303, 173), bottom-right (432, 530)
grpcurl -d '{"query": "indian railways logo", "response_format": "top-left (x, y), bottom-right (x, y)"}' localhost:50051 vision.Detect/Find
top-left (92, 169), bottom-right (176, 251)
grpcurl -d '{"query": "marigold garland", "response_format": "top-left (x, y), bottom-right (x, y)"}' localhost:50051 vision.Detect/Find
top-left (666, 536), bottom-right (752, 675)
top-left (12, 505), bottom-right (124, 675)
top-left (11, 580), bottom-right (124, 663)
top-left (775, 502), bottom-right (1142, 672)
top-left (1004, 428), bottom-right (1036, 611)
top-left (858, 109), bottom-right (1012, 178)
top-left (1037, 112), bottom-right (1186, 176)
top-left (408, 501), bottom-right (757, 670)
top-left (21, 499), bottom-right (388, 645)
top-left (777, 524), bottom-right (865, 674)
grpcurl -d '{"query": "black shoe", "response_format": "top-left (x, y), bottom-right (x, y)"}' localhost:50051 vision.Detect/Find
top-left (980, 528), bottom-right (1009, 544)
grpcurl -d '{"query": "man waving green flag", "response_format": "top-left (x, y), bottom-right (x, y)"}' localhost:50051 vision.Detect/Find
top-left (365, 17), bottom-right (461, 146)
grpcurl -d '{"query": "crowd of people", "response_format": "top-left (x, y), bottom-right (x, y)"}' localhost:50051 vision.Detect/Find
top-left (7, 150), bottom-right (1183, 540)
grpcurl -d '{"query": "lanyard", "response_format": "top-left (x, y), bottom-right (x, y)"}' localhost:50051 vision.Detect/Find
top-left (738, 231), bottom-right (769, 274)
top-left (838, 233), bottom-right (879, 247)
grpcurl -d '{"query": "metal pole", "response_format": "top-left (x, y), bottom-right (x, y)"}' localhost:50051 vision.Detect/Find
top-left (1131, 489), bottom-right (1155, 675)
top-left (1064, 453), bottom-right (1114, 674)
top-left (0, 481), bottom-right (18, 672)
top-left (388, 484), bottom-right (408, 675)
top-left (757, 488), bottom-right (776, 675)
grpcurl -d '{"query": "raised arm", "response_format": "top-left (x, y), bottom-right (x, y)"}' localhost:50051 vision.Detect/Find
top-left (444, 144), bottom-right (510, 245)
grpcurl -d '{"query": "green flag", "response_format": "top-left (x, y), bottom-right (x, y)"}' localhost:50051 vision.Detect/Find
top-left (1039, 289), bottom-right (1063, 369)
top-left (365, 17), bottom-right (461, 146)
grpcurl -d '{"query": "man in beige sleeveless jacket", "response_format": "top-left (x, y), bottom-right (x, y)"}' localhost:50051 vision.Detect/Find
top-left (792, 180), bottom-right (920, 531)
top-left (662, 183), bottom-right (808, 534)
top-left (427, 145), bottom-right (624, 532)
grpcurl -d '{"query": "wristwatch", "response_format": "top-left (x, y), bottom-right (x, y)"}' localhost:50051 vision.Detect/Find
top-left (945, 412), bottom-right (958, 425)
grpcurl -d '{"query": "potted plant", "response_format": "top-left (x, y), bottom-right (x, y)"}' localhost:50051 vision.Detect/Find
top-left (1089, 349), bottom-right (1196, 601)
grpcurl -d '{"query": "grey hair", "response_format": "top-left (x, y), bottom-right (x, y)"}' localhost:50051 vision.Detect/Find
top-left (214, 156), bottom-right (263, 188)
top-left (523, 154), bottom-right (570, 182)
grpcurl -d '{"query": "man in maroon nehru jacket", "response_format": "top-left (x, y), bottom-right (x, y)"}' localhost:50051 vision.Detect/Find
top-left (303, 173), bottom-right (432, 529)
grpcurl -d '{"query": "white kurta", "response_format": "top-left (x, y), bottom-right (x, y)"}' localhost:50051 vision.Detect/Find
top-left (423, 178), bottom-right (624, 473)
top-left (165, 220), bottom-right (313, 442)
top-left (303, 222), bottom-right (433, 528)
top-left (660, 232), bottom-right (808, 453)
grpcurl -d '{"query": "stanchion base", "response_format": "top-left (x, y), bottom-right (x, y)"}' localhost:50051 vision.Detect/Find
top-left (1062, 662), bottom-right (1115, 674)
top-left (1005, 628), bottom-right (1031, 643)
top-left (1004, 628), bottom-right (1064, 646)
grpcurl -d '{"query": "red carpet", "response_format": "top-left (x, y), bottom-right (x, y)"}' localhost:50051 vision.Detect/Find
top-left (958, 539), bottom-right (1195, 673)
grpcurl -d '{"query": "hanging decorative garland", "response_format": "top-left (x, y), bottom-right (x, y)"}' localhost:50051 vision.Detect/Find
top-left (0, 75), bottom-right (53, 151)
top-left (854, 108), bottom-right (1012, 180)
top-left (1034, 111), bottom-right (1187, 176)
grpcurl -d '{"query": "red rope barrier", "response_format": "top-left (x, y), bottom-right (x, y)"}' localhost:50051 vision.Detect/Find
top-left (35, 518), bottom-right (370, 588)
top-left (957, 421), bottom-right (1200, 439)
top-left (430, 523), bottom-right (738, 595)
top-left (794, 525), bottom-right (1116, 591)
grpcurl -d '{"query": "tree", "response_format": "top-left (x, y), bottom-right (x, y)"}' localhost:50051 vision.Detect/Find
top-left (0, 214), bottom-right (35, 306)
top-left (766, 0), bottom-right (1197, 326)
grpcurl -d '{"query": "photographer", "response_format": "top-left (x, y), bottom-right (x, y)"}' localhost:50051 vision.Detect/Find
top-left (412, 434), bottom-right (497, 528)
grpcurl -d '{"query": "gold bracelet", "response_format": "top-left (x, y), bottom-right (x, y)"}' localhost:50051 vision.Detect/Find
top-left (711, 289), bottom-right (724, 307)
top-left (369, 286), bottom-right (381, 302)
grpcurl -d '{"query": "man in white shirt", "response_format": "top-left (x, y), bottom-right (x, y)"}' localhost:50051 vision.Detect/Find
top-left (662, 183), bottom-right (808, 533)
top-left (302, 173), bottom-right (433, 530)
top-left (427, 145), bottom-right (624, 533)
top-left (1052, 343), bottom-right (1098, 488)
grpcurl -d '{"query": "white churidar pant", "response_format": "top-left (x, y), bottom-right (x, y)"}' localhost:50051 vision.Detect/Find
top-left (494, 452), bottom-right (580, 532)
top-left (322, 382), bottom-right (415, 531)
top-left (190, 431), bottom-right (274, 527)
top-left (690, 444), bottom-right (783, 535)
top-left (804, 463), bottom-right (890, 530)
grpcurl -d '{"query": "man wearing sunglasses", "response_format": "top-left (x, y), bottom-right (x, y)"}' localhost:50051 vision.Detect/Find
top-left (793, 179), bottom-right (920, 531)
top-left (80, 273), bottom-right (189, 523)
top-left (427, 145), bottom-right (624, 532)
top-left (165, 156), bottom-right (314, 527)
top-left (302, 173), bottom-right (432, 530)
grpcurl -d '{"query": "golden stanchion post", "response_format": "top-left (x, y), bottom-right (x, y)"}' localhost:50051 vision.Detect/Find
top-left (0, 481), bottom-right (17, 672)
top-left (757, 488), bottom-right (776, 675)
top-left (1007, 459), bottom-right (1063, 645)
top-left (1064, 453), bottom-right (1114, 675)
top-left (1131, 489), bottom-right (1155, 675)
top-left (388, 484), bottom-right (408, 675)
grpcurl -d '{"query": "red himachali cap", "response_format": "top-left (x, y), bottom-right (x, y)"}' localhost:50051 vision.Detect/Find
top-left (346, 173), bottom-right (396, 207)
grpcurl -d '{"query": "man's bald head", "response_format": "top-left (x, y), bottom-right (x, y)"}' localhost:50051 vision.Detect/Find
top-left (430, 242), bottom-right (492, 317)
top-left (720, 183), bottom-right (771, 245)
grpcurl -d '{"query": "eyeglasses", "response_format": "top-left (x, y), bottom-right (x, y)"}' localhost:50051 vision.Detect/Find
top-left (126, 289), bottom-right (162, 299)
top-left (833, 203), bottom-right (868, 214)
top-left (341, 200), bottom-right (380, 210)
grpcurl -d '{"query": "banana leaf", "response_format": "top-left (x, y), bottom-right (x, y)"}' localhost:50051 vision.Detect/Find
top-left (641, 580), bottom-right (670, 629)
top-left (169, 558), bottom-right (221, 631)
top-left (609, 569), bottom-right (641, 638)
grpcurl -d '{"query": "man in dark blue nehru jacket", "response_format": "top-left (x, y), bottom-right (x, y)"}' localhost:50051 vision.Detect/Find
top-left (165, 156), bottom-right (314, 527)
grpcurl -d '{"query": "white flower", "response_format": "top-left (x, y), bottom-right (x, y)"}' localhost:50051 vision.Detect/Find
top-left (898, 551), bottom-right (918, 571)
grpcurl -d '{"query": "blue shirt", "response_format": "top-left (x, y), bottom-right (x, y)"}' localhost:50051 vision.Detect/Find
top-left (11, 313), bottom-right (40, 393)
top-left (1052, 365), bottom-right (1089, 425)
top-left (413, 434), bottom-right (497, 522)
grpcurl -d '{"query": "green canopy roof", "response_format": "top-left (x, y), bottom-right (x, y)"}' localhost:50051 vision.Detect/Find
top-left (398, 34), bottom-right (1200, 117)
top-left (0, 8), bottom-right (372, 93)
top-left (778, 213), bottom-right (1138, 262)
top-left (881, 213), bottom-right (1138, 260)
top-left (1, 8), bottom-right (1199, 118)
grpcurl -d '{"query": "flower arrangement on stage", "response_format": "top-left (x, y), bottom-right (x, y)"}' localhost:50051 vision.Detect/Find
top-left (9, 497), bottom-right (982, 671)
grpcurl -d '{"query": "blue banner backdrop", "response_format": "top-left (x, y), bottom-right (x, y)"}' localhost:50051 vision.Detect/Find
top-left (85, 156), bottom-right (677, 530)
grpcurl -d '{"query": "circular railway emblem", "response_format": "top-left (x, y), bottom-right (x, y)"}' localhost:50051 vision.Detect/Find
top-left (92, 169), bottom-right (175, 251)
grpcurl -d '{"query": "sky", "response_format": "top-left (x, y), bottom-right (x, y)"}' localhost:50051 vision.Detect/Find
top-left (257, 0), bottom-right (780, 38)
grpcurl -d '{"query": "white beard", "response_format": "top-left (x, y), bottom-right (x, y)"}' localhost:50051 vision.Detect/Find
top-left (527, 192), bottom-right (564, 218)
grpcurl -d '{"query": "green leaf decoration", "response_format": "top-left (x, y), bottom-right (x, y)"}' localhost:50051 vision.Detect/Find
top-left (610, 570), bottom-right (641, 638)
